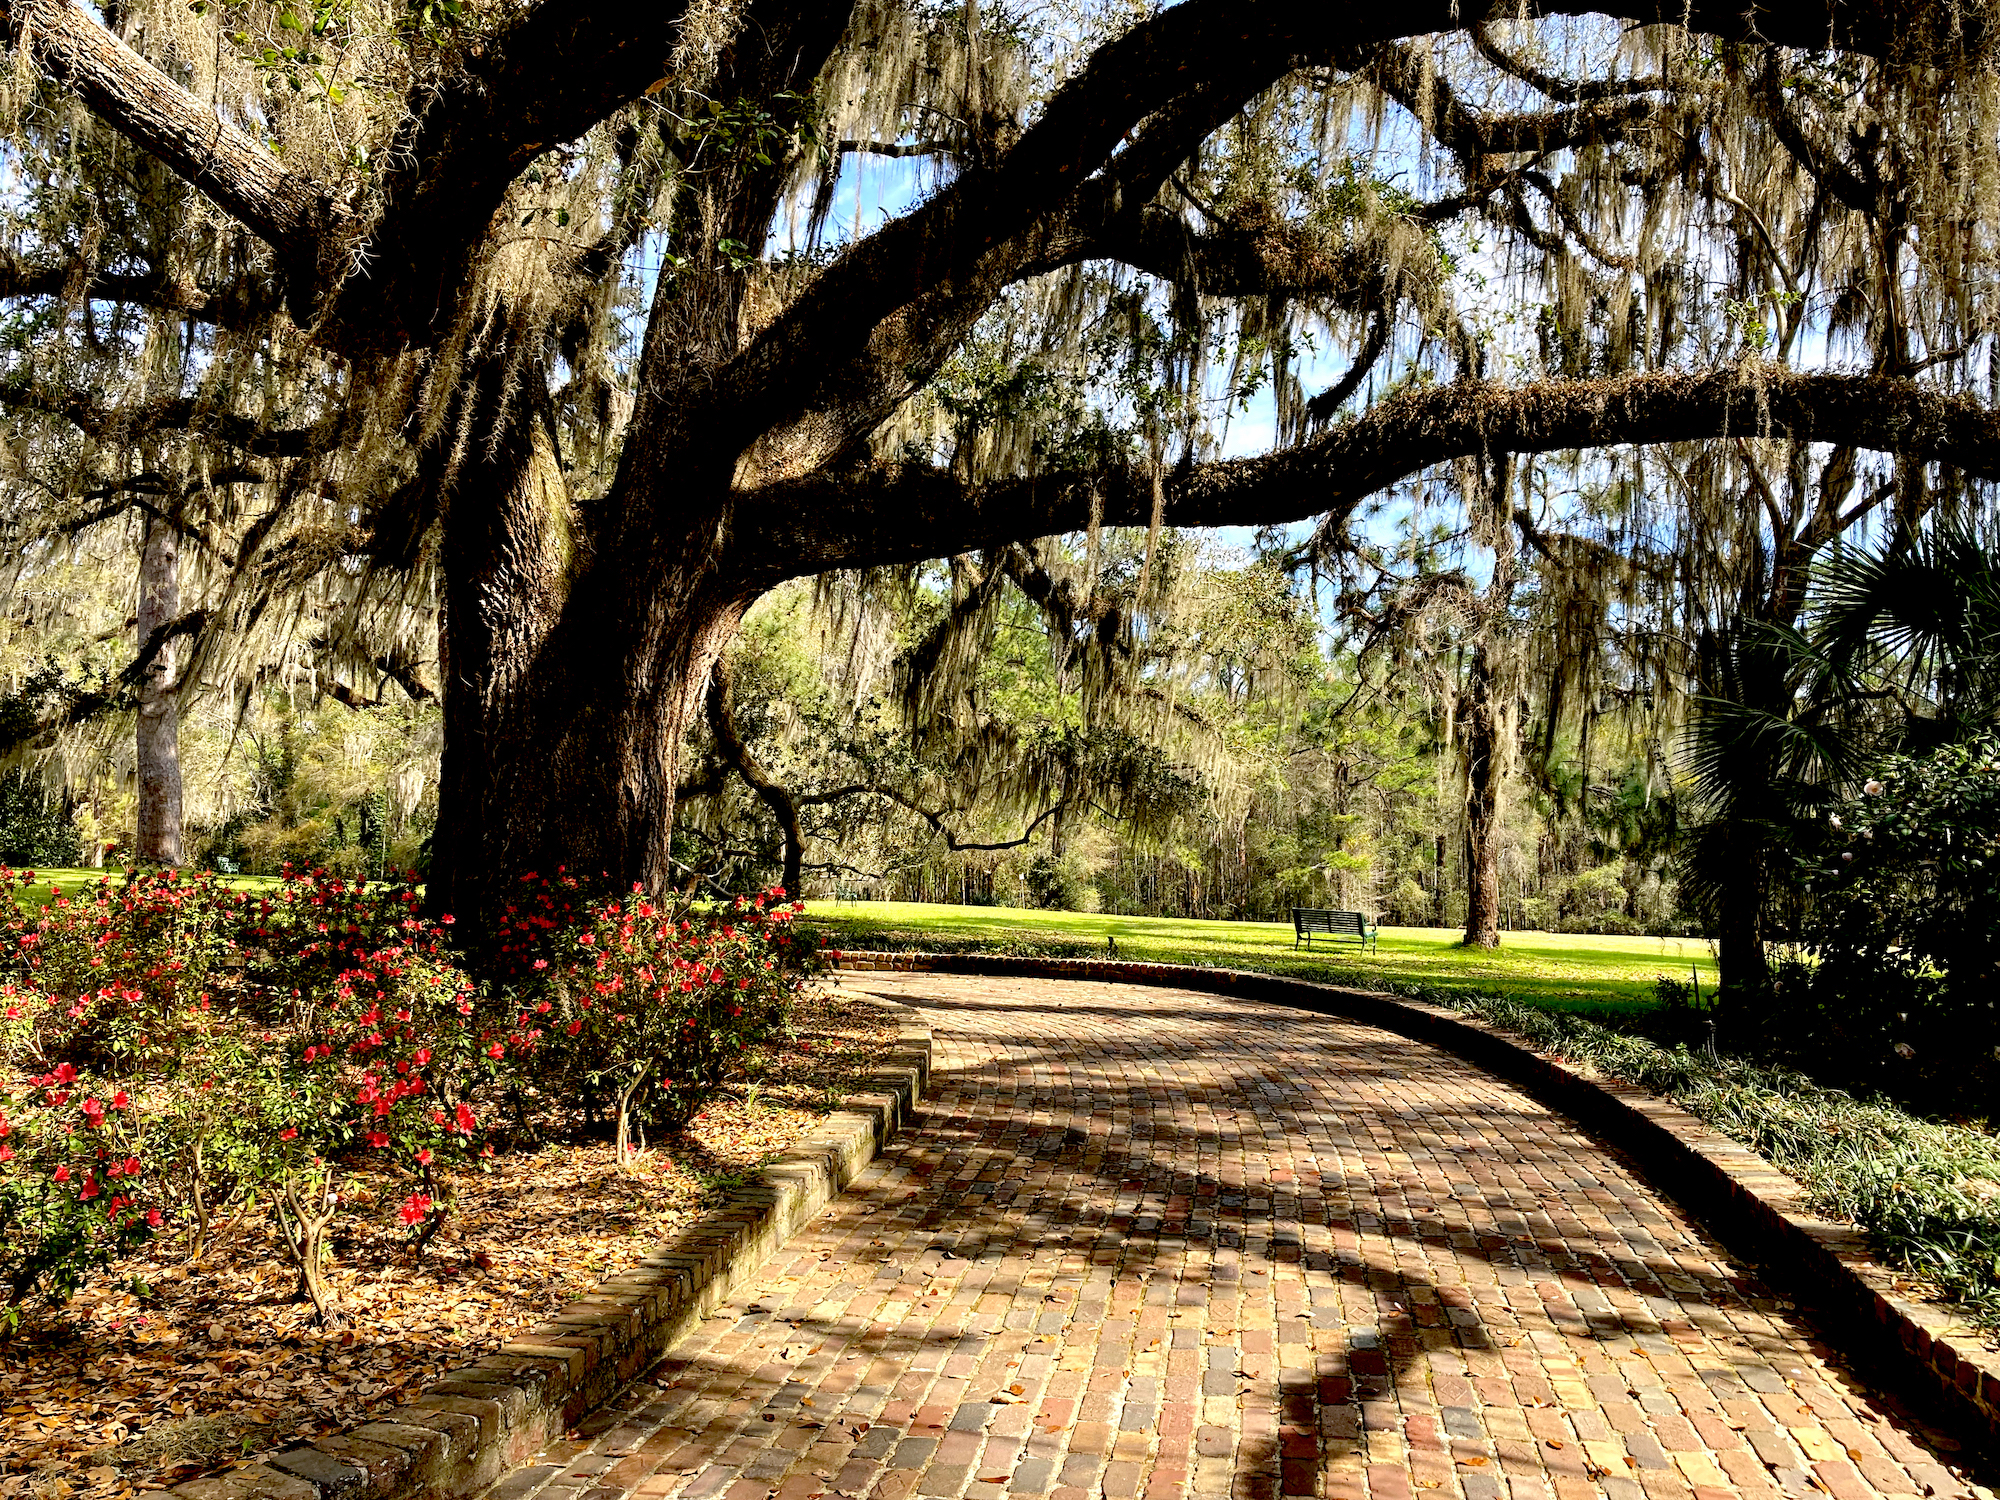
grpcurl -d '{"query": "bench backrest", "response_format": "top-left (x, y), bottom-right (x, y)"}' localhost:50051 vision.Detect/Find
top-left (1292, 907), bottom-right (1370, 934)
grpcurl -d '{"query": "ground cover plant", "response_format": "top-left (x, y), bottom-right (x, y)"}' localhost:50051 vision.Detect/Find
top-left (0, 864), bottom-right (880, 1496)
top-left (1436, 990), bottom-right (2000, 1339)
top-left (812, 900), bottom-right (2000, 1338)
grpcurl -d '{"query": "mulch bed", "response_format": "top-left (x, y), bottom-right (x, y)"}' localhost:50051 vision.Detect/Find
top-left (0, 988), bottom-right (901, 1499)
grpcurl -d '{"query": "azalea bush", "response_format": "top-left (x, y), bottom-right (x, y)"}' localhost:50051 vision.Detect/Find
top-left (0, 1046), bottom-right (158, 1325)
top-left (498, 876), bottom-right (829, 1160)
top-left (0, 863), bottom-right (834, 1325)
top-left (0, 866), bottom-right (245, 1069)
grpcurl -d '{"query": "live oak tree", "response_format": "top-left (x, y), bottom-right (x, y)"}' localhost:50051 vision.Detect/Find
top-left (8, 0), bottom-right (2000, 939)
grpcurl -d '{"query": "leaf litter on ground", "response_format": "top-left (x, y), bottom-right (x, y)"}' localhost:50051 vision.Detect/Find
top-left (0, 991), bottom-right (900, 1498)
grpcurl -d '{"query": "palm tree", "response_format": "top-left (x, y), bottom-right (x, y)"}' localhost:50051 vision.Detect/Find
top-left (1682, 515), bottom-right (2000, 1010)
top-left (1815, 516), bottom-right (2000, 744)
top-left (1679, 621), bottom-right (1862, 1013)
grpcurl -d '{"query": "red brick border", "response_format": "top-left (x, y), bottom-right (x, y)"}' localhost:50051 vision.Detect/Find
top-left (835, 950), bottom-right (2000, 1458)
top-left (163, 1003), bottom-right (932, 1500)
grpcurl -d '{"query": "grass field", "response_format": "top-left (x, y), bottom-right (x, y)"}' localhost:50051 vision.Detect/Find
top-left (804, 900), bottom-right (1717, 1014)
top-left (8, 867), bottom-right (284, 906)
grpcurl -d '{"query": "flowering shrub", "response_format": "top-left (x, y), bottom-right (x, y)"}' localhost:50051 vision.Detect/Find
top-left (0, 867), bottom-right (491, 1323)
top-left (0, 1039), bottom-right (158, 1322)
top-left (0, 867), bottom-right (245, 1068)
top-left (0, 863), bottom-right (833, 1326)
top-left (500, 878), bottom-right (828, 1153)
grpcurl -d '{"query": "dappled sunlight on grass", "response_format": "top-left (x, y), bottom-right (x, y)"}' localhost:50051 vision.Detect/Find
top-left (806, 900), bottom-right (1718, 1014)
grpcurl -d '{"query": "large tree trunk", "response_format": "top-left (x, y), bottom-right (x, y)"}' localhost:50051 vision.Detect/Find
top-left (135, 511), bottom-right (182, 865)
top-left (425, 367), bottom-right (755, 933)
top-left (1461, 636), bottom-right (1505, 950)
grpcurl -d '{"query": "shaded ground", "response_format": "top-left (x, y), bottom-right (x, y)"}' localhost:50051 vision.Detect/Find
top-left (487, 972), bottom-right (1988, 1500)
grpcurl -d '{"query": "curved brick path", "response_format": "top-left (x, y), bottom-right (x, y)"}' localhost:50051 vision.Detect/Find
top-left (487, 975), bottom-right (1992, 1500)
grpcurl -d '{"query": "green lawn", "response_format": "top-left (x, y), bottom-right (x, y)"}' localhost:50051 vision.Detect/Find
top-left (805, 900), bottom-right (1717, 1015)
top-left (8, 867), bottom-right (284, 907)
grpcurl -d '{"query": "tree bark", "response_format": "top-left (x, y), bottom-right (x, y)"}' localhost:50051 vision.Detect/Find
top-left (135, 510), bottom-right (182, 865)
top-left (706, 655), bottom-right (806, 896)
top-left (1712, 841), bottom-right (1772, 1015)
top-left (424, 369), bottom-right (755, 928)
top-left (1461, 637), bottom-right (1506, 949)
top-left (427, 369), bottom-right (582, 925)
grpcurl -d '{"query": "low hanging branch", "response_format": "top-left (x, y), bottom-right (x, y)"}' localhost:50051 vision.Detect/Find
top-left (750, 367), bottom-right (2000, 575)
top-left (705, 654), bottom-right (808, 896)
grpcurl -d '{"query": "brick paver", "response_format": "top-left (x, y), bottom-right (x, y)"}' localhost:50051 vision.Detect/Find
top-left (486, 975), bottom-right (1993, 1500)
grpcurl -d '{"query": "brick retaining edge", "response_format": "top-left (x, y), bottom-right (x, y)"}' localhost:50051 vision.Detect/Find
top-left (835, 950), bottom-right (2000, 1455)
top-left (165, 1002), bottom-right (932, 1500)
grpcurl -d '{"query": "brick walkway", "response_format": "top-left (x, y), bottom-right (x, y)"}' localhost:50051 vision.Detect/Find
top-left (486, 975), bottom-right (1992, 1500)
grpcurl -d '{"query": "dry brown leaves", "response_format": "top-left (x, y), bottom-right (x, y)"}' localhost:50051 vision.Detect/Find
top-left (0, 990), bottom-right (900, 1498)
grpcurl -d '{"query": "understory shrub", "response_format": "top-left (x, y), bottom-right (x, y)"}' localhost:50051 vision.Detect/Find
top-left (493, 874), bottom-right (827, 1158)
top-left (0, 864), bottom-right (831, 1328)
top-left (1756, 736), bottom-right (2000, 1115)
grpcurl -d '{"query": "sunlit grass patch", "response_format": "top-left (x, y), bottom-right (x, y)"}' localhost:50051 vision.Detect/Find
top-left (805, 900), bottom-right (1716, 1014)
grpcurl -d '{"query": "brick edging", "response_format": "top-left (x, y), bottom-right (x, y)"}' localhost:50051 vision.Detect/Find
top-left (169, 1002), bottom-right (933, 1500)
top-left (836, 950), bottom-right (2000, 1453)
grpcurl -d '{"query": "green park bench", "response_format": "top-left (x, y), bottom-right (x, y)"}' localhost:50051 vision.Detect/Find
top-left (1291, 907), bottom-right (1379, 953)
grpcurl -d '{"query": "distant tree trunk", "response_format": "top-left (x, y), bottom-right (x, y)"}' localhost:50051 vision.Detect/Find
top-left (135, 511), bottom-right (182, 865)
top-left (1461, 520), bottom-right (1520, 948)
top-left (706, 651), bottom-right (805, 896)
top-left (1714, 875), bottom-right (1770, 1012)
top-left (1462, 645), bottom-right (1504, 949)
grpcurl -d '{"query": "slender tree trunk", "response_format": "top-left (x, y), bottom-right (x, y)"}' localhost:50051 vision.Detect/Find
top-left (135, 511), bottom-right (182, 865)
top-left (1461, 641), bottom-right (1507, 949)
top-left (707, 654), bottom-right (805, 895)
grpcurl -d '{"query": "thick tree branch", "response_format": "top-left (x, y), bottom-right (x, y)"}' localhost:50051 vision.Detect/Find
top-left (19, 0), bottom-right (1978, 359)
top-left (321, 1), bottom-right (706, 348)
top-left (705, 652), bottom-right (805, 894)
top-left (0, 251), bottom-right (279, 327)
top-left (0, 379), bottom-right (332, 459)
top-left (1070, 203), bottom-right (1396, 305)
top-left (743, 369), bottom-right (2000, 577)
top-left (4, 0), bottom-right (335, 313)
